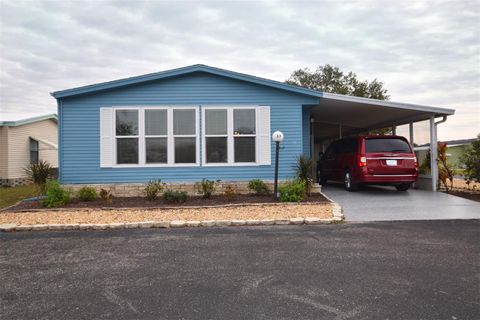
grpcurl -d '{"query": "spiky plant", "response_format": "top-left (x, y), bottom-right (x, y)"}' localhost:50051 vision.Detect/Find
top-left (24, 160), bottom-right (52, 194)
top-left (294, 156), bottom-right (315, 195)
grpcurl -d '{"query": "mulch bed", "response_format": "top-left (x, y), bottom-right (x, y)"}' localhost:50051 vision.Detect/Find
top-left (5, 193), bottom-right (329, 211)
top-left (445, 190), bottom-right (480, 202)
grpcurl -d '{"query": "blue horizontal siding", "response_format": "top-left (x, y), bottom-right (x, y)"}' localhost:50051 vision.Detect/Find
top-left (59, 72), bottom-right (318, 184)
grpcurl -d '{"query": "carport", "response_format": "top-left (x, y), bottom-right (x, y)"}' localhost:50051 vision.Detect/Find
top-left (305, 93), bottom-right (455, 191)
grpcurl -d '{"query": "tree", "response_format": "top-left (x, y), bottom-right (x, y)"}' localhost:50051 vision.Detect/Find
top-left (460, 134), bottom-right (480, 184)
top-left (285, 64), bottom-right (390, 100)
top-left (286, 64), bottom-right (391, 134)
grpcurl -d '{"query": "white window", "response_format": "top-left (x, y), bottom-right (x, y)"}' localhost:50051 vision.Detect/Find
top-left (202, 107), bottom-right (258, 165)
top-left (234, 109), bottom-right (256, 163)
top-left (110, 107), bottom-right (198, 167)
top-left (115, 109), bottom-right (139, 164)
top-left (173, 109), bottom-right (197, 164)
top-left (205, 109), bottom-right (228, 163)
top-left (145, 109), bottom-right (168, 164)
top-left (100, 105), bottom-right (269, 168)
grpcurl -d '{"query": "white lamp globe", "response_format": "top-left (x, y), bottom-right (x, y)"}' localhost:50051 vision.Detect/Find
top-left (272, 131), bottom-right (284, 142)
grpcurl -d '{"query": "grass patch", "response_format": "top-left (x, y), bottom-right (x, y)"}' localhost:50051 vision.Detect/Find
top-left (0, 185), bottom-right (39, 209)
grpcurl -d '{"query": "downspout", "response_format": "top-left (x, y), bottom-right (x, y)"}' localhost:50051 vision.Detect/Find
top-left (430, 115), bottom-right (448, 191)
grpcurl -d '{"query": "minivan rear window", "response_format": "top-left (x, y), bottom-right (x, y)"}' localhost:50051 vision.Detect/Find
top-left (365, 138), bottom-right (411, 153)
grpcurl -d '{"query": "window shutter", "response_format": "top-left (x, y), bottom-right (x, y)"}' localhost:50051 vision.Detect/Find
top-left (100, 108), bottom-right (113, 167)
top-left (257, 106), bottom-right (271, 165)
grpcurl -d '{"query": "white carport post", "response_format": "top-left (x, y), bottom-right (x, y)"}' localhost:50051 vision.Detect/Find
top-left (429, 115), bottom-right (438, 191)
top-left (409, 122), bottom-right (414, 144)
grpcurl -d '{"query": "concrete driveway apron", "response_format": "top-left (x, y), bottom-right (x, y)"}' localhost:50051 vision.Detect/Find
top-left (322, 184), bottom-right (480, 221)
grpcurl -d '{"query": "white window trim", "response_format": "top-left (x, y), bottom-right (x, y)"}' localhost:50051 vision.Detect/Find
top-left (202, 106), bottom-right (259, 167)
top-left (112, 106), bottom-right (199, 168)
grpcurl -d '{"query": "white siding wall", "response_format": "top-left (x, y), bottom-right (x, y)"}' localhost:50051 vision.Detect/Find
top-left (0, 126), bottom-right (8, 179)
top-left (6, 119), bottom-right (58, 179)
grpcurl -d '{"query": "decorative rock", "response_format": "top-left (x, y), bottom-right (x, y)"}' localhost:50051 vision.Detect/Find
top-left (305, 217), bottom-right (322, 225)
top-left (124, 222), bottom-right (140, 229)
top-left (138, 221), bottom-right (154, 228)
top-left (186, 221), bottom-right (201, 227)
top-left (260, 219), bottom-right (275, 225)
top-left (215, 220), bottom-right (232, 227)
top-left (274, 219), bottom-right (290, 225)
top-left (48, 224), bottom-right (65, 230)
top-left (200, 220), bottom-right (216, 227)
top-left (170, 220), bottom-right (186, 228)
top-left (79, 224), bottom-right (95, 230)
top-left (332, 216), bottom-right (343, 222)
top-left (63, 224), bottom-right (80, 230)
top-left (231, 220), bottom-right (246, 226)
top-left (31, 224), bottom-right (49, 231)
top-left (153, 221), bottom-right (170, 228)
top-left (289, 218), bottom-right (305, 225)
top-left (0, 224), bottom-right (17, 232)
top-left (15, 225), bottom-right (33, 231)
top-left (92, 224), bottom-right (109, 230)
top-left (108, 223), bottom-right (126, 229)
top-left (245, 220), bottom-right (260, 225)
top-left (320, 219), bottom-right (333, 224)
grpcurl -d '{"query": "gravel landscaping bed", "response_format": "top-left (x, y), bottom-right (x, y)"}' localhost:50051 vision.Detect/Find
top-left (6, 193), bottom-right (329, 211)
top-left (0, 202), bottom-right (334, 226)
top-left (440, 178), bottom-right (480, 202)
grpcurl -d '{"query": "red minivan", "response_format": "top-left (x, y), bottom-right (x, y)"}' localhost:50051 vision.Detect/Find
top-left (317, 135), bottom-right (418, 191)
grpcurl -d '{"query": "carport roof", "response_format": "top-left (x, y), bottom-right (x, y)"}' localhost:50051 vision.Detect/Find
top-left (51, 64), bottom-right (454, 118)
top-left (311, 92), bottom-right (454, 140)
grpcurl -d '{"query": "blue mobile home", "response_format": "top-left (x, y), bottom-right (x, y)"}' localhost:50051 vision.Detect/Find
top-left (52, 64), bottom-right (454, 190)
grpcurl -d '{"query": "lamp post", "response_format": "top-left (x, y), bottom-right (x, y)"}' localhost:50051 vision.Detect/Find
top-left (272, 131), bottom-right (284, 199)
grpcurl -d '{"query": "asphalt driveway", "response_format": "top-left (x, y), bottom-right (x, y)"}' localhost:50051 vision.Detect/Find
top-left (322, 183), bottom-right (480, 221)
top-left (1, 221), bottom-right (479, 320)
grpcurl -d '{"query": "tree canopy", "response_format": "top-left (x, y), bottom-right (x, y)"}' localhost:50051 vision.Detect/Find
top-left (460, 134), bottom-right (480, 183)
top-left (285, 64), bottom-right (390, 100)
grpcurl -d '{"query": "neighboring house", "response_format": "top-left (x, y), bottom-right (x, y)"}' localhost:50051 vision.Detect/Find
top-left (51, 64), bottom-right (454, 193)
top-left (443, 138), bottom-right (477, 167)
top-left (0, 114), bottom-right (58, 186)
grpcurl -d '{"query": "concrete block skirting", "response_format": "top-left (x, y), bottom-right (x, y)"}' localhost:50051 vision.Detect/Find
top-left (1, 177), bottom-right (32, 187)
top-left (62, 182), bottom-right (322, 197)
top-left (0, 214), bottom-right (343, 233)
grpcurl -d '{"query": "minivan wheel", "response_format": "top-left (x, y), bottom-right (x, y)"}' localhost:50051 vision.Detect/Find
top-left (395, 183), bottom-right (411, 191)
top-left (344, 170), bottom-right (358, 192)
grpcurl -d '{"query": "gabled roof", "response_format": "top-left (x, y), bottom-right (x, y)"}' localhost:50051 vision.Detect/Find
top-left (50, 64), bottom-right (455, 116)
top-left (51, 64), bottom-right (322, 99)
top-left (0, 114), bottom-right (57, 127)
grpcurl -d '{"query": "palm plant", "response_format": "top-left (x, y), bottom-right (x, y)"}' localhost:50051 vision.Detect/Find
top-left (294, 156), bottom-right (315, 195)
top-left (24, 160), bottom-right (52, 194)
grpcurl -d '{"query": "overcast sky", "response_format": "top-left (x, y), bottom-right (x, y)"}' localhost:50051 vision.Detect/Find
top-left (0, 0), bottom-right (478, 140)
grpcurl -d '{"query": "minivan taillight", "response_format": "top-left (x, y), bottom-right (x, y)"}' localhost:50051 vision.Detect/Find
top-left (414, 156), bottom-right (418, 168)
top-left (358, 155), bottom-right (367, 167)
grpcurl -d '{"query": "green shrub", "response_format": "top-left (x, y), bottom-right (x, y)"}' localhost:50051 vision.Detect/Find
top-left (42, 180), bottom-right (70, 208)
top-left (248, 179), bottom-right (271, 195)
top-left (24, 160), bottom-right (52, 194)
top-left (195, 179), bottom-right (220, 199)
top-left (99, 188), bottom-right (113, 204)
top-left (144, 179), bottom-right (165, 201)
top-left (78, 186), bottom-right (97, 201)
top-left (294, 156), bottom-right (315, 195)
top-left (279, 180), bottom-right (306, 202)
top-left (224, 184), bottom-right (237, 201)
top-left (163, 190), bottom-right (188, 203)
top-left (460, 135), bottom-right (480, 183)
